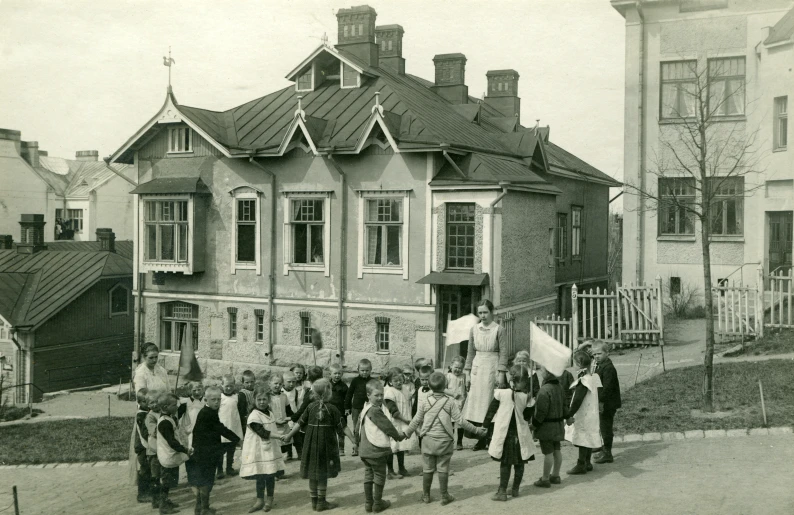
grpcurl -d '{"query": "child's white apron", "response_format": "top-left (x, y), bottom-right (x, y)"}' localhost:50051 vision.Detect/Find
top-left (384, 386), bottom-right (418, 453)
top-left (488, 389), bottom-right (536, 461)
top-left (240, 409), bottom-right (285, 478)
top-left (219, 393), bottom-right (243, 443)
top-left (565, 373), bottom-right (604, 449)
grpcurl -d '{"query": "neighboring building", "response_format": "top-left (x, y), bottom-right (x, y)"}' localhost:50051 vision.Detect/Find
top-left (613, 0), bottom-right (794, 298)
top-left (0, 219), bottom-right (134, 402)
top-left (0, 128), bottom-right (136, 242)
top-left (110, 5), bottom-right (618, 376)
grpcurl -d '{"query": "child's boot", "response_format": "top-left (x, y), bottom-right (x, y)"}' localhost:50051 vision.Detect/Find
top-left (421, 472), bottom-right (433, 503)
top-left (311, 496), bottom-right (318, 511)
top-left (248, 498), bottom-right (264, 513)
top-left (511, 468), bottom-right (523, 498)
top-left (264, 496), bottom-right (274, 512)
top-left (586, 449), bottom-right (594, 471)
top-left (193, 490), bottom-right (201, 515)
top-left (316, 495), bottom-right (337, 512)
top-left (567, 460), bottom-right (587, 475)
top-left (159, 489), bottom-right (178, 514)
top-left (364, 482), bottom-right (374, 513)
top-left (438, 473), bottom-right (454, 505)
top-left (491, 488), bottom-right (508, 502)
top-left (199, 487), bottom-right (216, 515)
top-left (372, 483), bottom-right (391, 513)
top-left (151, 484), bottom-right (161, 509)
top-left (137, 477), bottom-right (152, 503)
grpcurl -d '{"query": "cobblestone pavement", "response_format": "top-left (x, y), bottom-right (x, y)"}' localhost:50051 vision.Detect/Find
top-left (1, 435), bottom-right (792, 515)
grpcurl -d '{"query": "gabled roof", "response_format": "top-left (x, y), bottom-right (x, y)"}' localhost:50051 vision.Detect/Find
top-left (130, 177), bottom-right (211, 195)
top-left (765, 6), bottom-right (794, 46)
top-left (34, 156), bottom-right (134, 197)
top-left (545, 142), bottom-right (621, 186)
top-left (0, 249), bottom-right (132, 329)
top-left (45, 240), bottom-right (134, 260)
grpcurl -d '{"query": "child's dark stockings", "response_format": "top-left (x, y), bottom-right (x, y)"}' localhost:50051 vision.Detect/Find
top-left (499, 462), bottom-right (525, 490)
top-left (255, 476), bottom-right (276, 498)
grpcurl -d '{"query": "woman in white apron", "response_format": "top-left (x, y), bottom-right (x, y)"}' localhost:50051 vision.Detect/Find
top-left (463, 299), bottom-right (509, 451)
top-left (564, 350), bottom-right (603, 474)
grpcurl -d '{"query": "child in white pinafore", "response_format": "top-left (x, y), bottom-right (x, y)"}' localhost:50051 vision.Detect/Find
top-left (241, 383), bottom-right (286, 513)
top-left (178, 381), bottom-right (205, 447)
top-left (268, 373), bottom-right (291, 477)
top-left (445, 356), bottom-right (467, 450)
top-left (565, 349), bottom-right (603, 475)
top-left (383, 367), bottom-right (417, 479)
top-left (218, 375), bottom-right (245, 478)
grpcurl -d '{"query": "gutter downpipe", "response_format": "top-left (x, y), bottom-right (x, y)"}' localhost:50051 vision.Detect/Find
top-left (325, 153), bottom-right (347, 367)
top-left (489, 183), bottom-right (510, 300)
top-left (636, 1), bottom-right (646, 285)
top-left (248, 157), bottom-right (277, 362)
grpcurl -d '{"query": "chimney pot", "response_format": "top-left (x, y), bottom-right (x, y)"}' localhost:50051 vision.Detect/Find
top-left (18, 214), bottom-right (46, 254)
top-left (96, 228), bottom-right (116, 253)
top-left (0, 235), bottom-right (13, 250)
top-left (21, 141), bottom-right (40, 168)
top-left (75, 150), bottom-right (99, 161)
top-left (335, 5), bottom-right (379, 67)
top-left (485, 69), bottom-right (521, 124)
top-left (375, 24), bottom-right (405, 74)
top-left (432, 54), bottom-right (468, 104)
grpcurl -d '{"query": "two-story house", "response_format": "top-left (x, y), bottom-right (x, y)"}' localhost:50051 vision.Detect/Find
top-left (613, 0), bottom-right (794, 298)
top-left (110, 5), bottom-right (618, 376)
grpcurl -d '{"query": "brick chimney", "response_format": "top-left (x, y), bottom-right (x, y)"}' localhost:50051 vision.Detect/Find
top-left (335, 5), bottom-right (378, 67)
top-left (75, 150), bottom-right (99, 161)
top-left (375, 24), bottom-right (405, 74)
top-left (0, 128), bottom-right (22, 155)
top-left (20, 141), bottom-right (40, 168)
top-left (96, 228), bottom-right (116, 252)
top-left (432, 54), bottom-right (468, 104)
top-left (484, 69), bottom-right (521, 124)
top-left (39, 150), bottom-right (48, 156)
top-left (0, 235), bottom-right (13, 250)
top-left (17, 214), bottom-right (46, 254)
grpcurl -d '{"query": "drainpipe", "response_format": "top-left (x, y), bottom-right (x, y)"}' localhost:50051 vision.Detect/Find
top-left (635, 1), bottom-right (646, 284)
top-left (248, 157), bottom-right (277, 362)
top-left (325, 153), bottom-right (347, 367)
top-left (489, 183), bottom-right (510, 301)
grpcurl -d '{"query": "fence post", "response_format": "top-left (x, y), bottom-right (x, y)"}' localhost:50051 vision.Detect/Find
top-left (571, 284), bottom-right (579, 353)
top-left (757, 266), bottom-right (765, 338)
top-left (656, 275), bottom-right (664, 346)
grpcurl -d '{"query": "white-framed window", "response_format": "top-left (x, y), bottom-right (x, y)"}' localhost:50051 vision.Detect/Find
top-left (571, 206), bottom-right (583, 259)
top-left (357, 190), bottom-right (410, 279)
top-left (341, 62), bottom-right (359, 89)
top-left (168, 126), bottom-right (192, 153)
top-left (255, 309), bottom-right (265, 342)
top-left (774, 96), bottom-right (788, 151)
top-left (658, 178), bottom-right (696, 236)
top-left (296, 63), bottom-right (314, 92)
top-left (556, 213), bottom-right (568, 262)
top-left (228, 307), bottom-right (238, 340)
top-left (300, 311), bottom-right (313, 346)
top-left (661, 60), bottom-right (697, 120)
top-left (55, 208), bottom-right (84, 235)
top-left (376, 317), bottom-right (390, 353)
top-left (109, 284), bottom-right (129, 317)
top-left (708, 57), bottom-right (745, 117)
top-left (283, 192), bottom-right (331, 276)
top-left (446, 203), bottom-right (476, 270)
top-left (160, 302), bottom-right (199, 352)
top-left (230, 187), bottom-right (261, 274)
top-left (144, 199), bottom-right (189, 263)
top-left (708, 177), bottom-right (743, 236)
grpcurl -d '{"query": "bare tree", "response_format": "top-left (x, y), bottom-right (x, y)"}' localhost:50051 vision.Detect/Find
top-left (625, 57), bottom-right (764, 411)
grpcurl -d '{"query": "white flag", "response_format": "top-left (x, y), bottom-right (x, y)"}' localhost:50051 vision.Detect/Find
top-left (445, 313), bottom-right (479, 346)
top-left (530, 322), bottom-right (571, 377)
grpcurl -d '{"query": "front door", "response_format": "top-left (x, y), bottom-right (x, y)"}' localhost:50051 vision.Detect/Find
top-left (769, 212), bottom-right (793, 274)
top-left (437, 286), bottom-right (480, 366)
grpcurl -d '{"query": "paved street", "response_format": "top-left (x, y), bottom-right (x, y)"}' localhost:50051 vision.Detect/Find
top-left (2, 435), bottom-right (792, 515)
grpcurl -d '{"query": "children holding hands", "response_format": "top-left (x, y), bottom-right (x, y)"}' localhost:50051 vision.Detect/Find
top-left (217, 375), bottom-right (247, 478)
top-left (383, 368), bottom-right (417, 479)
top-left (565, 349), bottom-right (603, 475)
top-left (445, 356), bottom-right (467, 450)
top-left (156, 392), bottom-right (193, 514)
top-left (530, 365), bottom-right (566, 488)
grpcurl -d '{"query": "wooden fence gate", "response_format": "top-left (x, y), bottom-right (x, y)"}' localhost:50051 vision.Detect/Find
top-left (713, 267), bottom-right (794, 338)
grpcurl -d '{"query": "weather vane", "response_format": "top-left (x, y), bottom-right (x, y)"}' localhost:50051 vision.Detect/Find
top-left (321, 32), bottom-right (329, 46)
top-left (163, 47), bottom-right (176, 89)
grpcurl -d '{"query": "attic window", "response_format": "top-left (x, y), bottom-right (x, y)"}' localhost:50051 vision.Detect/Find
top-left (297, 68), bottom-right (313, 92)
top-left (341, 62), bottom-right (359, 89)
top-left (168, 127), bottom-right (192, 153)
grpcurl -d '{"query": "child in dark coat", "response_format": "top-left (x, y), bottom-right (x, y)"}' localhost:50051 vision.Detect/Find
top-left (329, 363), bottom-right (349, 455)
top-left (530, 365), bottom-right (566, 488)
top-left (187, 385), bottom-right (241, 515)
top-left (344, 359), bottom-right (373, 456)
top-left (593, 342), bottom-right (621, 464)
top-left (132, 388), bottom-right (152, 503)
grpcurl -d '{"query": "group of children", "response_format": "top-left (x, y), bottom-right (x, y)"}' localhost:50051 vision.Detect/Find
top-left (132, 341), bottom-right (620, 514)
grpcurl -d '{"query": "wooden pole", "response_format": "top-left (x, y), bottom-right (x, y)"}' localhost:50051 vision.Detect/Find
top-left (759, 379), bottom-right (768, 427)
top-left (107, 395), bottom-right (111, 418)
top-left (634, 353), bottom-right (643, 387)
top-left (13, 485), bottom-right (19, 515)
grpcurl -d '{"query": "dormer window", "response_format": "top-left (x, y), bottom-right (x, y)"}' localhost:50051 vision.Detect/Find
top-left (341, 62), bottom-right (359, 89)
top-left (168, 126), bottom-right (192, 153)
top-left (297, 68), bottom-right (313, 92)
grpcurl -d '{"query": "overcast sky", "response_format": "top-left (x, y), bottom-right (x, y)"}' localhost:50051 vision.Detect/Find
top-left (0, 0), bottom-right (626, 200)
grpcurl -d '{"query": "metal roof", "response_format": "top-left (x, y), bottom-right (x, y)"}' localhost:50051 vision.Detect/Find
top-left (46, 240), bottom-right (134, 260)
top-left (417, 271), bottom-right (489, 286)
top-left (765, 6), bottom-right (794, 45)
top-left (34, 156), bottom-right (133, 197)
top-left (130, 177), bottom-right (211, 195)
top-left (545, 142), bottom-right (621, 186)
top-left (0, 249), bottom-right (132, 328)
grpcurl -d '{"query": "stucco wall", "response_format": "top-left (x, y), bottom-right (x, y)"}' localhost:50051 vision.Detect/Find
top-left (0, 140), bottom-right (50, 241)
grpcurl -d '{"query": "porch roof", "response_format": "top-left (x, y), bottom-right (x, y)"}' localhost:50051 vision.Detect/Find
top-left (416, 271), bottom-right (489, 286)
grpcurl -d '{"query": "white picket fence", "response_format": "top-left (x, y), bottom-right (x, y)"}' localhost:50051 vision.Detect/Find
top-left (715, 267), bottom-right (794, 337)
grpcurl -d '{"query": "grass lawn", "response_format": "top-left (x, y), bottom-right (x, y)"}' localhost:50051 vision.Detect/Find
top-left (0, 417), bottom-right (133, 465)
top-left (615, 359), bottom-right (794, 434)
top-left (723, 330), bottom-right (794, 358)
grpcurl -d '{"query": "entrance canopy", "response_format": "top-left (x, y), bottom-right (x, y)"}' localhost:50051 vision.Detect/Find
top-left (416, 272), bottom-right (489, 286)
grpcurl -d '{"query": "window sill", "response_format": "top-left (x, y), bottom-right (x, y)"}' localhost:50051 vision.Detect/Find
top-left (711, 115), bottom-right (746, 123)
top-left (657, 235), bottom-right (696, 242)
top-left (362, 267), bottom-right (403, 275)
top-left (141, 261), bottom-right (192, 274)
top-left (166, 151), bottom-right (194, 156)
top-left (228, 338), bottom-right (238, 342)
top-left (658, 117), bottom-right (697, 125)
top-left (110, 312), bottom-right (128, 318)
top-left (287, 264), bottom-right (325, 272)
top-left (254, 340), bottom-right (265, 345)
top-left (234, 262), bottom-right (257, 270)
top-left (376, 351), bottom-right (390, 355)
top-left (773, 147), bottom-right (787, 153)
top-left (710, 235), bottom-right (744, 243)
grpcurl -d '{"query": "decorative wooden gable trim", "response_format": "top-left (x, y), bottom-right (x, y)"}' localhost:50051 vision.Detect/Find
top-left (278, 110), bottom-right (320, 156)
top-left (285, 44), bottom-right (367, 83)
top-left (353, 94), bottom-right (399, 154)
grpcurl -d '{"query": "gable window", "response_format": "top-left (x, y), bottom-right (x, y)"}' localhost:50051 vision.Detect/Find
top-left (144, 200), bottom-right (189, 262)
top-left (255, 309), bottom-right (265, 342)
top-left (659, 178), bottom-right (696, 236)
top-left (341, 62), bottom-right (359, 88)
top-left (708, 177), bottom-right (743, 236)
top-left (168, 126), bottom-right (192, 153)
top-left (300, 311), bottom-right (313, 346)
top-left (774, 96), bottom-right (788, 150)
top-left (446, 203), bottom-right (476, 270)
top-left (230, 187), bottom-right (261, 274)
top-left (708, 57), bottom-right (745, 117)
top-left (160, 302), bottom-right (199, 352)
top-left (228, 307), bottom-right (238, 340)
top-left (109, 284), bottom-right (129, 317)
top-left (661, 61), bottom-right (697, 119)
top-left (571, 206), bottom-right (583, 259)
top-left (376, 317), bottom-right (390, 353)
top-left (283, 193), bottom-right (331, 276)
top-left (297, 69), bottom-right (313, 92)
top-left (556, 213), bottom-right (568, 262)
